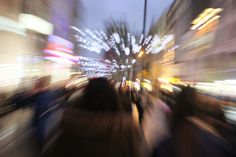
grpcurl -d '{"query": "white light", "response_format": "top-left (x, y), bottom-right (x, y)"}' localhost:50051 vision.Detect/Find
top-left (132, 59), bottom-right (136, 64)
top-left (127, 33), bottom-right (131, 43)
top-left (19, 14), bottom-right (53, 35)
top-left (44, 50), bottom-right (77, 61)
top-left (112, 32), bottom-right (121, 43)
top-left (125, 47), bottom-right (130, 56)
top-left (144, 35), bottom-right (152, 45)
top-left (174, 45), bottom-right (180, 49)
top-left (120, 65), bottom-right (125, 69)
top-left (45, 57), bottom-right (75, 64)
top-left (131, 36), bottom-right (136, 44)
top-left (144, 79), bottom-right (151, 84)
top-left (153, 45), bottom-right (164, 54)
top-left (105, 59), bottom-right (111, 63)
top-left (127, 65), bottom-right (131, 68)
top-left (0, 64), bottom-right (23, 87)
top-left (152, 35), bottom-right (161, 46)
top-left (224, 80), bottom-right (236, 84)
top-left (136, 78), bottom-right (140, 83)
top-left (139, 34), bottom-right (144, 44)
top-left (71, 26), bottom-right (86, 36)
top-left (0, 16), bottom-right (26, 36)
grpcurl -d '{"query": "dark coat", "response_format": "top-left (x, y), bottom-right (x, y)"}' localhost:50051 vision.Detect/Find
top-left (152, 119), bottom-right (235, 157)
top-left (43, 107), bottom-right (146, 157)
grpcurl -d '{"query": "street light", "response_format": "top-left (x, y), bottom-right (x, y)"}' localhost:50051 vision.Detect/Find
top-left (138, 50), bottom-right (144, 58)
top-left (132, 59), bottom-right (136, 64)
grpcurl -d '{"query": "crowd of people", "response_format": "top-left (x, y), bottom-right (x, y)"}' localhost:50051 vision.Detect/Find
top-left (1, 76), bottom-right (236, 157)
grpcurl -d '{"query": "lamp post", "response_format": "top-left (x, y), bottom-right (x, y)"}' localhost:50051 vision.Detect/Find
top-left (140, 0), bottom-right (147, 81)
top-left (143, 0), bottom-right (147, 36)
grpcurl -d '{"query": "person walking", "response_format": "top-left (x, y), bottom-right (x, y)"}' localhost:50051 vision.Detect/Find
top-left (43, 78), bottom-right (146, 157)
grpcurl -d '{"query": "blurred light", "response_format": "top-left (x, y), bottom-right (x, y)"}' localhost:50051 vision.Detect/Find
top-left (142, 82), bottom-right (152, 91)
top-left (44, 50), bottom-right (78, 61)
top-left (105, 59), bottom-right (111, 63)
top-left (169, 77), bottom-right (181, 84)
top-left (192, 8), bottom-right (214, 24)
top-left (0, 16), bottom-right (26, 36)
top-left (198, 15), bottom-right (220, 30)
top-left (162, 35), bottom-right (174, 46)
top-left (71, 25), bottom-right (86, 36)
top-left (138, 50), bottom-right (144, 58)
top-left (120, 65), bottom-right (126, 69)
top-left (131, 36), bottom-right (136, 44)
top-left (19, 14), bottom-right (53, 35)
top-left (125, 47), bottom-right (130, 56)
top-left (139, 34), bottom-right (144, 44)
top-left (48, 35), bottom-right (74, 50)
top-left (151, 35), bottom-right (174, 54)
top-left (112, 32), bottom-right (121, 43)
top-left (191, 8), bottom-right (223, 30)
top-left (223, 106), bottom-right (236, 124)
top-left (136, 78), bottom-right (140, 83)
top-left (127, 65), bottom-right (131, 68)
top-left (153, 45), bottom-right (164, 54)
top-left (0, 64), bottom-right (23, 87)
top-left (47, 44), bottom-right (74, 54)
top-left (44, 56), bottom-right (75, 64)
top-left (132, 59), bottom-right (136, 64)
top-left (132, 44), bottom-right (141, 53)
top-left (144, 35), bottom-right (152, 45)
top-left (122, 76), bottom-right (126, 86)
top-left (144, 79), bottom-right (151, 84)
top-left (158, 78), bottom-right (169, 84)
top-left (160, 83), bottom-right (173, 92)
top-left (133, 82), bottom-right (140, 91)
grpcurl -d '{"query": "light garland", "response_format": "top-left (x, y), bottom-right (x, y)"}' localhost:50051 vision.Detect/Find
top-left (71, 26), bottom-right (175, 56)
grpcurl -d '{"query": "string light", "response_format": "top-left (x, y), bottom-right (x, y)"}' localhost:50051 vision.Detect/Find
top-left (71, 26), bottom-right (175, 56)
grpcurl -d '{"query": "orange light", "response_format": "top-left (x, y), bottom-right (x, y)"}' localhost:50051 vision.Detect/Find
top-left (138, 50), bottom-right (144, 58)
top-left (191, 8), bottom-right (223, 30)
top-left (198, 15), bottom-right (220, 30)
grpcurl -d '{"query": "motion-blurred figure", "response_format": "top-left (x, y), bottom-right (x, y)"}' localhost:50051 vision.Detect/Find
top-left (32, 76), bottom-right (64, 149)
top-left (118, 85), bottom-right (133, 113)
top-left (43, 78), bottom-right (146, 157)
top-left (142, 90), bottom-right (170, 155)
top-left (152, 86), bottom-right (234, 157)
top-left (131, 88), bottom-right (144, 124)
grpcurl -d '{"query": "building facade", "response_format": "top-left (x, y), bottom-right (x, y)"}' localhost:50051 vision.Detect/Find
top-left (0, 0), bottom-right (79, 91)
top-left (149, 0), bottom-right (236, 82)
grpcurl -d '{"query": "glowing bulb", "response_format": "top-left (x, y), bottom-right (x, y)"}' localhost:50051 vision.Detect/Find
top-left (138, 50), bottom-right (144, 58)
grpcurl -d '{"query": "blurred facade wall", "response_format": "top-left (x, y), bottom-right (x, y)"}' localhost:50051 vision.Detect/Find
top-left (0, 0), bottom-right (34, 91)
top-left (0, 0), bottom-right (78, 92)
top-left (25, 0), bottom-right (78, 83)
top-left (149, 0), bottom-right (236, 82)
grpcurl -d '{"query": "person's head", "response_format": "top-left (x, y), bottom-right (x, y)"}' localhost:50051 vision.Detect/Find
top-left (77, 77), bottom-right (120, 112)
top-left (170, 86), bottom-right (199, 157)
top-left (172, 86), bottom-right (196, 121)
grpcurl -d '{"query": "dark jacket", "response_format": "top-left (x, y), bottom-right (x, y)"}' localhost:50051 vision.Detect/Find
top-left (152, 119), bottom-right (234, 157)
top-left (43, 107), bottom-right (146, 157)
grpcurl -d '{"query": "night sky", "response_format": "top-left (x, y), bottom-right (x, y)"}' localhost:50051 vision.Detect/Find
top-left (77, 0), bottom-right (173, 58)
top-left (78, 0), bottom-right (173, 34)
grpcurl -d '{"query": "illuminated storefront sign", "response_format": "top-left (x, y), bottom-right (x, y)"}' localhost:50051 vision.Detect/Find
top-left (191, 8), bottom-right (223, 30)
top-left (19, 14), bottom-right (53, 35)
top-left (0, 16), bottom-right (26, 36)
top-left (44, 35), bottom-right (77, 64)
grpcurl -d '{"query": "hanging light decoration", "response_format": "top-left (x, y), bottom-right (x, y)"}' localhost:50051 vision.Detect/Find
top-left (71, 26), bottom-right (175, 56)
